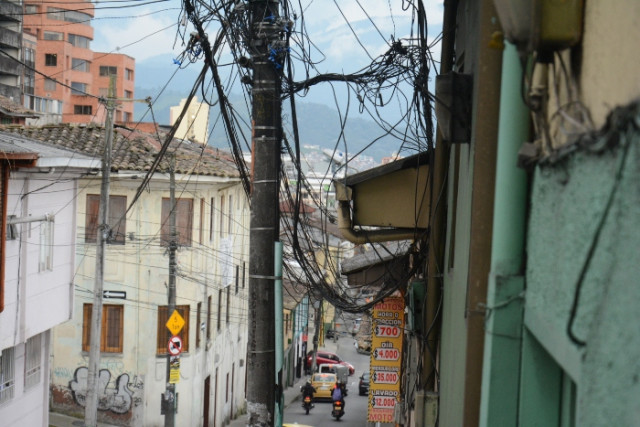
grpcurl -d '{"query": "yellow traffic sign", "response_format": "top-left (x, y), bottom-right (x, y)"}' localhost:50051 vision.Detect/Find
top-left (166, 310), bottom-right (185, 336)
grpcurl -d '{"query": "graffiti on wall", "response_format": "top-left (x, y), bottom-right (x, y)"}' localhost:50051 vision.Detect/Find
top-left (69, 367), bottom-right (137, 414)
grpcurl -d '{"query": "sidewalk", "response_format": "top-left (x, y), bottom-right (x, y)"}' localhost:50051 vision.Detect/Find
top-left (49, 412), bottom-right (119, 427)
top-left (228, 340), bottom-right (339, 427)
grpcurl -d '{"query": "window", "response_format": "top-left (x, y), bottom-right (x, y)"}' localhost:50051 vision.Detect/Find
top-left (199, 198), bottom-right (205, 245)
top-left (226, 286), bottom-right (230, 324)
top-left (43, 31), bottom-right (63, 41)
top-left (124, 90), bottom-right (133, 99)
top-left (219, 195), bottom-right (225, 237)
top-left (82, 304), bottom-right (124, 353)
top-left (157, 305), bottom-right (190, 354)
top-left (161, 198), bottom-right (193, 247)
top-left (0, 347), bottom-right (15, 404)
top-left (24, 334), bottom-right (42, 390)
top-left (68, 34), bottom-right (91, 48)
top-left (44, 78), bottom-right (57, 91)
top-left (45, 54), bottom-right (57, 66)
top-left (25, 5), bottom-right (37, 14)
top-left (39, 218), bottom-right (54, 272)
top-left (228, 195), bottom-right (233, 234)
top-left (99, 66), bottom-right (118, 76)
top-left (217, 289), bottom-right (222, 330)
top-left (71, 82), bottom-right (87, 95)
top-left (235, 265), bottom-right (239, 294)
top-left (125, 68), bottom-right (134, 80)
top-left (123, 112), bottom-right (132, 122)
top-left (209, 197), bottom-right (216, 241)
top-left (47, 7), bottom-right (92, 23)
top-left (196, 302), bottom-right (201, 349)
top-left (206, 296), bottom-right (212, 340)
top-left (71, 58), bottom-right (90, 72)
top-left (85, 195), bottom-right (127, 244)
top-left (74, 105), bottom-right (92, 115)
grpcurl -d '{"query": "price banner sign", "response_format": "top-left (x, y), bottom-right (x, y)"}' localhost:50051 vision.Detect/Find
top-left (368, 296), bottom-right (405, 424)
top-left (372, 369), bottom-right (399, 385)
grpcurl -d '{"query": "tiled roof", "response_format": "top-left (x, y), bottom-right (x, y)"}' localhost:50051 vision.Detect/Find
top-left (0, 95), bottom-right (39, 118)
top-left (0, 123), bottom-right (240, 178)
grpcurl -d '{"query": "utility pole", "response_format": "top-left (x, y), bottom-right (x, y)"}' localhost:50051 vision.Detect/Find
top-left (247, 0), bottom-right (282, 425)
top-left (164, 159), bottom-right (177, 427)
top-left (85, 75), bottom-right (116, 427)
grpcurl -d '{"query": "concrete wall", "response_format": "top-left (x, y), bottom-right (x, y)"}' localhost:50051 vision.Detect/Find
top-left (526, 104), bottom-right (640, 426)
top-left (50, 175), bottom-right (249, 426)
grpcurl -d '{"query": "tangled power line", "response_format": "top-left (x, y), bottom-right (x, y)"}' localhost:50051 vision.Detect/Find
top-left (167, 0), bottom-right (440, 313)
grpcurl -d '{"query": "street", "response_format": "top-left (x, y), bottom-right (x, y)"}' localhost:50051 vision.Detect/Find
top-left (284, 334), bottom-right (370, 426)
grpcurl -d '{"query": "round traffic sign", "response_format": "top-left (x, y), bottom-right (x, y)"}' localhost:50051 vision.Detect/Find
top-left (168, 335), bottom-right (183, 355)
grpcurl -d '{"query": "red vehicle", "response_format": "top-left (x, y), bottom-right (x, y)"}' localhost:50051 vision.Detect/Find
top-left (306, 350), bottom-right (355, 375)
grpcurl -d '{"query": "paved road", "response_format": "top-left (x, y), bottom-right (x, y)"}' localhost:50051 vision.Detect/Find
top-left (283, 334), bottom-right (370, 426)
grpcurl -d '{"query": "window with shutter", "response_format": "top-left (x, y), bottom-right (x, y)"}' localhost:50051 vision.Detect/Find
top-left (85, 195), bottom-right (127, 244)
top-left (156, 305), bottom-right (190, 354)
top-left (82, 304), bottom-right (124, 353)
top-left (161, 198), bottom-right (193, 246)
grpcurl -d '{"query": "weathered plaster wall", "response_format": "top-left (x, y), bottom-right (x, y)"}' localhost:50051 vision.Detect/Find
top-left (580, 2), bottom-right (640, 129)
top-left (526, 103), bottom-right (640, 426)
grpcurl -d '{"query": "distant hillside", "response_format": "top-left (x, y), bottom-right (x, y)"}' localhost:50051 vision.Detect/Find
top-left (133, 56), bottom-right (402, 162)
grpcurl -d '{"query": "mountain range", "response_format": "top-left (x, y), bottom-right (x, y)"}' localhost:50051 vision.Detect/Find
top-left (133, 56), bottom-right (404, 163)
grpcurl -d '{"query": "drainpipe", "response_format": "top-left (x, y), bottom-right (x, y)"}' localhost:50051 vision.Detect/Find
top-left (479, 42), bottom-right (529, 427)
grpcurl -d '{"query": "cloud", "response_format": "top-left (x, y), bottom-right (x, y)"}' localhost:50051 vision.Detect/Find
top-left (92, 7), bottom-right (182, 61)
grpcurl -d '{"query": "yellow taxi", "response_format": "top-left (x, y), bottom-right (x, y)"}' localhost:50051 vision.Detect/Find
top-left (310, 372), bottom-right (337, 400)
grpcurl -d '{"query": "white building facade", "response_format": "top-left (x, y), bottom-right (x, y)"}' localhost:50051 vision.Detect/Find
top-left (0, 132), bottom-right (99, 426)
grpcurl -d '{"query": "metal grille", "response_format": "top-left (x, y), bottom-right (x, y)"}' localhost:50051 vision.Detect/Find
top-left (25, 335), bottom-right (42, 390)
top-left (0, 347), bottom-right (15, 404)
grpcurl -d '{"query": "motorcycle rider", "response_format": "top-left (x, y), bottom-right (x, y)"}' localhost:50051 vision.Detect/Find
top-left (301, 380), bottom-right (316, 407)
top-left (331, 380), bottom-right (345, 410)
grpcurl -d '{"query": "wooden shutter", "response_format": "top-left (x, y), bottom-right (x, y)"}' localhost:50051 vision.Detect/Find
top-left (103, 305), bottom-right (123, 352)
top-left (161, 198), bottom-right (193, 246)
top-left (82, 304), bottom-right (92, 351)
top-left (109, 196), bottom-right (127, 244)
top-left (176, 199), bottom-right (193, 246)
top-left (196, 302), bottom-right (201, 348)
top-left (85, 195), bottom-right (100, 243)
top-left (157, 305), bottom-right (190, 354)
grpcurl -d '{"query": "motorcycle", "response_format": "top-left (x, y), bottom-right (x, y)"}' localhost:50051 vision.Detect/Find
top-left (302, 395), bottom-right (313, 415)
top-left (331, 400), bottom-right (344, 420)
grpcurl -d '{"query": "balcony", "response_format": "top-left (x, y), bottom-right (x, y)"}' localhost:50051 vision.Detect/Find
top-left (0, 27), bottom-right (20, 50)
top-left (0, 2), bottom-right (22, 23)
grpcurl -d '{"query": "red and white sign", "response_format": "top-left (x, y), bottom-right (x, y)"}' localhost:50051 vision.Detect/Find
top-left (168, 335), bottom-right (183, 355)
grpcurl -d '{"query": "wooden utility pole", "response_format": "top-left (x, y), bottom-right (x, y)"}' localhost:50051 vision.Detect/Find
top-left (247, 0), bottom-right (282, 425)
top-left (164, 160), bottom-right (178, 426)
top-left (85, 76), bottom-right (116, 427)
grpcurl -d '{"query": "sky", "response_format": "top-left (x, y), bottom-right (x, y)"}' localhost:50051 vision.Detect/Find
top-left (90, 0), bottom-right (444, 159)
top-left (91, 0), bottom-right (443, 76)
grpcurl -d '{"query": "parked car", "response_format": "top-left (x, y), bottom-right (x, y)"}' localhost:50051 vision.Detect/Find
top-left (359, 372), bottom-right (370, 395)
top-left (306, 350), bottom-right (355, 375)
top-left (310, 372), bottom-right (337, 400)
top-left (325, 329), bottom-right (338, 339)
top-left (357, 337), bottom-right (372, 354)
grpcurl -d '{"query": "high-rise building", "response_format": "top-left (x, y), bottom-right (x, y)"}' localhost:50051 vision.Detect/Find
top-left (0, 0), bottom-right (23, 102)
top-left (22, 0), bottom-right (134, 124)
